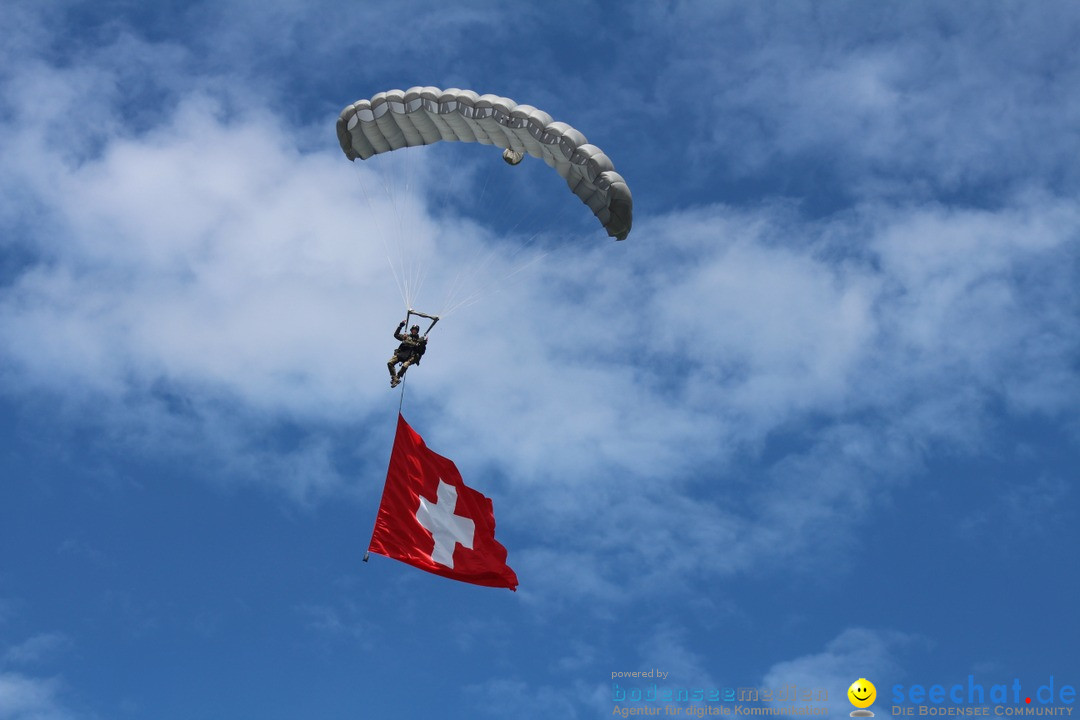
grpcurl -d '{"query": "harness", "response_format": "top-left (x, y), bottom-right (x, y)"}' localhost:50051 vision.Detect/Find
top-left (396, 336), bottom-right (426, 362)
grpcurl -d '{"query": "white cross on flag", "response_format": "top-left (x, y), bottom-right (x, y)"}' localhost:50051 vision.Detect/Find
top-left (367, 414), bottom-right (518, 590)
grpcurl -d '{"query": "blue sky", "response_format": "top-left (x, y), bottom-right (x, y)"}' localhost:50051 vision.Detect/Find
top-left (2, 1), bottom-right (1078, 718)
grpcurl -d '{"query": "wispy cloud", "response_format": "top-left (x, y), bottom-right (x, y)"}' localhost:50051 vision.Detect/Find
top-left (0, 4), bottom-right (1077, 720)
top-left (632, 3), bottom-right (1080, 203)
top-left (0, 671), bottom-right (79, 720)
top-left (2, 633), bottom-right (72, 667)
top-left (760, 627), bottom-right (927, 719)
top-left (1, 1), bottom-right (1077, 607)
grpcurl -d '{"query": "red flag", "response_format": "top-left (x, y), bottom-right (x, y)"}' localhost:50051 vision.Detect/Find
top-left (367, 414), bottom-right (518, 591)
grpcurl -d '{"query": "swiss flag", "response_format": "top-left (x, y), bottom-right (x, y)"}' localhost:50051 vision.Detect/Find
top-left (367, 414), bottom-right (518, 591)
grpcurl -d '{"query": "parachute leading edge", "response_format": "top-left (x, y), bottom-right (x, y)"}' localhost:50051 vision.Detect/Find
top-left (336, 86), bottom-right (632, 241)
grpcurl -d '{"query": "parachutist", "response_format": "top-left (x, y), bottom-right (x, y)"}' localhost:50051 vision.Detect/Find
top-left (388, 321), bottom-right (427, 388)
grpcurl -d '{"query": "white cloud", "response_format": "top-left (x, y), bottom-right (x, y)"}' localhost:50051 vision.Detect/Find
top-left (760, 627), bottom-right (926, 719)
top-left (1, 3), bottom-right (1077, 600)
top-left (637, 3), bottom-right (1080, 198)
top-left (1, 634), bottom-right (71, 667)
top-left (0, 672), bottom-right (78, 720)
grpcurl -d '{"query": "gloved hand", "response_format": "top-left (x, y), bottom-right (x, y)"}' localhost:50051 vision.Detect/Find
top-left (398, 321), bottom-right (406, 329)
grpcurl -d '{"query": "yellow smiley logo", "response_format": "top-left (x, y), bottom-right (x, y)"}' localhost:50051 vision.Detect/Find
top-left (848, 678), bottom-right (877, 709)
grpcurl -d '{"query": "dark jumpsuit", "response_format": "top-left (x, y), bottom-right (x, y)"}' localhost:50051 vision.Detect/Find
top-left (388, 326), bottom-right (427, 383)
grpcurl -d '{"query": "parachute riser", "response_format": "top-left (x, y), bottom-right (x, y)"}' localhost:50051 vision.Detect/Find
top-left (406, 308), bottom-right (440, 338)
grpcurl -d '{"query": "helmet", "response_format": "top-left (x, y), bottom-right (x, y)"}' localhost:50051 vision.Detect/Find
top-left (410, 325), bottom-right (420, 332)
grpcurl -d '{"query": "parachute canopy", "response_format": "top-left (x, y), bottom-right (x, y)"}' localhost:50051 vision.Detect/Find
top-left (337, 87), bottom-right (632, 240)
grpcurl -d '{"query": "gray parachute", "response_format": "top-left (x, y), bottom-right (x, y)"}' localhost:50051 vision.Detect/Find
top-left (336, 87), bottom-right (632, 240)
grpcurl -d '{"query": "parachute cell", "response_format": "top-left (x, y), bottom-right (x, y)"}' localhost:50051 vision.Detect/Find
top-left (336, 86), bottom-right (632, 240)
